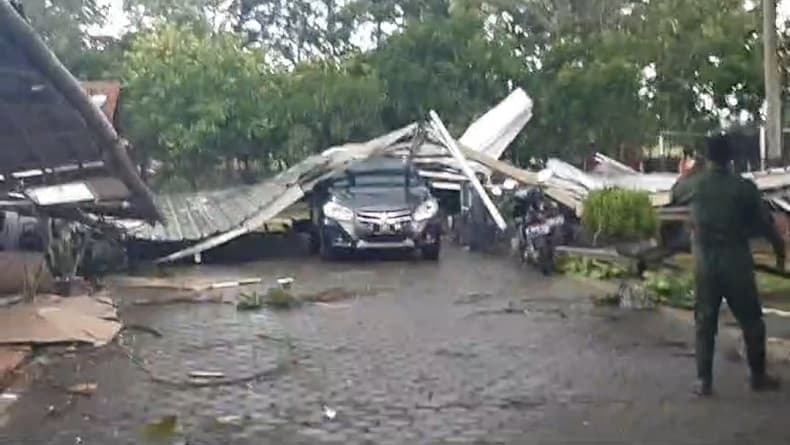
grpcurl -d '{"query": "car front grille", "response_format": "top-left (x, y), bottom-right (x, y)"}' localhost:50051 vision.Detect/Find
top-left (355, 209), bottom-right (412, 225)
top-left (365, 234), bottom-right (408, 242)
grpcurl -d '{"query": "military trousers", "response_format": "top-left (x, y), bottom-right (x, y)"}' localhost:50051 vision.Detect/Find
top-left (694, 245), bottom-right (766, 383)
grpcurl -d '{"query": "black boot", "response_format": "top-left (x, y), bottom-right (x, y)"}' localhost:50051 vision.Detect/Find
top-left (693, 379), bottom-right (713, 397)
top-left (742, 321), bottom-right (778, 392)
top-left (751, 374), bottom-right (781, 392)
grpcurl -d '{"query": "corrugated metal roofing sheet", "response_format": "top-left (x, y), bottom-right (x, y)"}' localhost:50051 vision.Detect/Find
top-left (0, 3), bottom-right (158, 220)
top-left (123, 124), bottom-right (419, 246)
top-left (126, 181), bottom-right (288, 242)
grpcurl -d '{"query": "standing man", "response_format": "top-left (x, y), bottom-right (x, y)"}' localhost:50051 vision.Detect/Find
top-left (671, 134), bottom-right (785, 396)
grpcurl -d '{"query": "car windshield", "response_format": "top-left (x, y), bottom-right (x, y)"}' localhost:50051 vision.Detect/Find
top-left (331, 171), bottom-right (421, 189)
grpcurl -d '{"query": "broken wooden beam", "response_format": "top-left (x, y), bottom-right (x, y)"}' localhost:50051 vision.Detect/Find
top-left (429, 111), bottom-right (507, 231)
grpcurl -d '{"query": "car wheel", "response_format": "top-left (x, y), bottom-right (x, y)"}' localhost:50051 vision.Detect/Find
top-left (422, 241), bottom-right (441, 261)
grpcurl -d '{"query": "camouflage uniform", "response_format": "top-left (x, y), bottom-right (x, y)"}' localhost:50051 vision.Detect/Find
top-left (671, 165), bottom-right (785, 388)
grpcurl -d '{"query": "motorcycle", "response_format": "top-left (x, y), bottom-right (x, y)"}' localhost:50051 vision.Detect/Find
top-left (513, 170), bottom-right (564, 275)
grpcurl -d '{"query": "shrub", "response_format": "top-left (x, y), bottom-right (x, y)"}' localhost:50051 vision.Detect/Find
top-left (582, 188), bottom-right (658, 243)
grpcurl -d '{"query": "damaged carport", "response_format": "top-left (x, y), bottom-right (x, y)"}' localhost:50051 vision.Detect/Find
top-left (0, 2), bottom-right (161, 292)
top-left (0, 3), bottom-right (160, 221)
top-left (122, 87), bottom-right (537, 263)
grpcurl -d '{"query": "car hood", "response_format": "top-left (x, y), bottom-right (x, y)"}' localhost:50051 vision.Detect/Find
top-left (330, 187), bottom-right (429, 212)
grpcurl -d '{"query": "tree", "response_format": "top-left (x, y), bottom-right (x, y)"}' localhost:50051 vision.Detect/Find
top-left (19, 0), bottom-right (107, 69)
top-left (232, 0), bottom-right (357, 65)
top-left (487, 0), bottom-right (765, 162)
top-left (263, 58), bottom-right (386, 165)
top-left (637, 0), bottom-right (763, 131)
top-left (123, 0), bottom-right (229, 30)
top-left (521, 30), bottom-right (655, 160)
top-left (371, 11), bottom-right (522, 133)
top-left (122, 24), bottom-right (271, 188)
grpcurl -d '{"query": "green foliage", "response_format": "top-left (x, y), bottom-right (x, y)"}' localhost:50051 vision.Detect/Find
top-left (582, 189), bottom-right (658, 243)
top-left (122, 25), bottom-right (271, 187)
top-left (20, 0), bottom-right (107, 70)
top-left (24, 0), bottom-right (780, 189)
top-left (264, 59), bottom-right (387, 164)
top-left (643, 270), bottom-right (696, 309)
top-left (372, 11), bottom-right (521, 132)
top-left (533, 29), bottom-right (657, 158)
top-left (559, 256), bottom-right (629, 280)
top-left (237, 287), bottom-right (301, 311)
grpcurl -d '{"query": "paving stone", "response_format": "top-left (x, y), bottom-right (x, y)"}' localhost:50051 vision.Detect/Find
top-left (3, 251), bottom-right (790, 444)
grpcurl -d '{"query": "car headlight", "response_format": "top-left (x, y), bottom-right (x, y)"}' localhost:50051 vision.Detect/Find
top-left (323, 201), bottom-right (354, 221)
top-left (413, 199), bottom-right (439, 222)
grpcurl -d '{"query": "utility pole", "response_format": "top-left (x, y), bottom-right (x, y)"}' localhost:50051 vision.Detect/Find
top-left (764, 0), bottom-right (783, 163)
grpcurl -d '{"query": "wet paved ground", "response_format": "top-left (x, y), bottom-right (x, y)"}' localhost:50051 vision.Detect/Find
top-left (3, 246), bottom-right (790, 444)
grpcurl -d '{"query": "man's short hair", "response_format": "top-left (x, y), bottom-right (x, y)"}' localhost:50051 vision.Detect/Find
top-left (705, 134), bottom-right (732, 166)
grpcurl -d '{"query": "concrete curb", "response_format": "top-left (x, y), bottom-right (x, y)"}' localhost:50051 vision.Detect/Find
top-left (660, 303), bottom-right (790, 365)
top-left (570, 276), bottom-right (790, 365)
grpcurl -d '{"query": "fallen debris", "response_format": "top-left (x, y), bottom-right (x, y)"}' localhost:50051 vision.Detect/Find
top-left (256, 333), bottom-right (289, 343)
top-left (142, 415), bottom-right (182, 442)
top-left (0, 346), bottom-right (31, 383)
top-left (764, 307), bottom-right (790, 318)
top-left (455, 292), bottom-right (494, 305)
top-left (188, 371), bottom-right (224, 379)
top-left (301, 287), bottom-right (359, 303)
top-left (132, 292), bottom-right (234, 306)
top-left (106, 275), bottom-right (262, 292)
top-left (215, 415), bottom-right (245, 426)
top-left (117, 343), bottom-right (295, 389)
top-left (237, 287), bottom-right (301, 311)
top-left (236, 292), bottom-right (264, 311)
top-left (466, 302), bottom-right (568, 319)
top-left (313, 302), bottom-right (353, 310)
top-left (121, 324), bottom-right (163, 338)
top-left (0, 392), bottom-right (18, 401)
top-left (322, 405), bottom-right (337, 421)
top-left (591, 292), bottom-right (621, 307)
top-left (429, 110), bottom-right (507, 231)
top-left (264, 288), bottom-right (301, 309)
top-left (0, 295), bottom-right (121, 347)
top-left (277, 277), bottom-right (295, 290)
top-left (67, 382), bottom-right (97, 396)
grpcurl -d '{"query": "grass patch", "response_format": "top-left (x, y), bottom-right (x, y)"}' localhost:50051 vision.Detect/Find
top-left (674, 254), bottom-right (790, 301)
top-left (558, 256), bottom-right (630, 280)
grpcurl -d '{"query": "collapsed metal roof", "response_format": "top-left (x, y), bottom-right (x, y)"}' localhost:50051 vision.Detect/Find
top-left (0, 1), bottom-right (159, 220)
top-left (124, 88), bottom-right (536, 262)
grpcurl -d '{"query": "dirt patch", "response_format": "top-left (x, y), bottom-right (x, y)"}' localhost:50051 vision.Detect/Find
top-left (0, 347), bottom-right (31, 387)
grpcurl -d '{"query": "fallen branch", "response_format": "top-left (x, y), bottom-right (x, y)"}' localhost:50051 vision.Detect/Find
top-left (256, 333), bottom-right (289, 343)
top-left (121, 324), bottom-right (163, 338)
top-left (465, 306), bottom-right (568, 319)
top-left (114, 343), bottom-right (294, 389)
